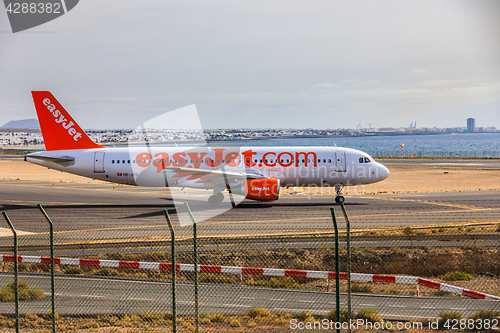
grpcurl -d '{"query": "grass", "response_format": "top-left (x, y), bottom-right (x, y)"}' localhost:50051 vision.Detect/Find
top-left (442, 271), bottom-right (472, 281)
top-left (380, 287), bottom-right (403, 295)
top-left (433, 290), bottom-right (455, 297)
top-left (5, 306), bottom-right (500, 332)
top-left (438, 311), bottom-right (462, 329)
top-left (246, 307), bottom-right (271, 319)
top-left (402, 226), bottom-right (413, 235)
top-left (247, 276), bottom-right (305, 289)
top-left (468, 309), bottom-right (500, 320)
top-left (326, 308), bottom-right (348, 322)
top-left (355, 308), bottom-right (382, 323)
top-left (0, 281), bottom-right (44, 302)
top-left (351, 283), bottom-right (373, 293)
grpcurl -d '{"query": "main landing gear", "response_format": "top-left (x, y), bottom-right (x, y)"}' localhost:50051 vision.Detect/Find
top-left (334, 185), bottom-right (345, 204)
top-left (208, 191), bottom-right (224, 205)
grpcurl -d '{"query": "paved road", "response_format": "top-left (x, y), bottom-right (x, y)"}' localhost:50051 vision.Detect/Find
top-left (0, 273), bottom-right (498, 320)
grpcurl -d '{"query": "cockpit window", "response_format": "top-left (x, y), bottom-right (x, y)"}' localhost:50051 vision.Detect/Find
top-left (359, 157), bottom-right (364, 163)
top-left (364, 157), bottom-right (371, 163)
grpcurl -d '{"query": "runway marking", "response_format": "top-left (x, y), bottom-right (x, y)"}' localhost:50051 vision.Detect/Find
top-left (79, 294), bottom-right (105, 298)
top-left (240, 297), bottom-right (256, 300)
top-left (366, 197), bottom-right (487, 210)
top-left (270, 298), bottom-right (285, 301)
top-left (0, 227), bottom-right (34, 236)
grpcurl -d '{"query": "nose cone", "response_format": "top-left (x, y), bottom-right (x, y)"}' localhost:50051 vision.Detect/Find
top-left (378, 164), bottom-right (390, 180)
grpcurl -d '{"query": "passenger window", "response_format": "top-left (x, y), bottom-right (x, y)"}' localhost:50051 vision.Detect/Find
top-left (132, 160), bottom-right (135, 164)
top-left (328, 159), bottom-right (331, 163)
top-left (365, 157), bottom-right (371, 163)
top-left (128, 160), bottom-right (130, 164)
top-left (117, 160), bottom-right (120, 164)
top-left (112, 160), bottom-right (115, 164)
top-left (359, 157), bottom-right (364, 163)
top-left (122, 160), bottom-right (125, 164)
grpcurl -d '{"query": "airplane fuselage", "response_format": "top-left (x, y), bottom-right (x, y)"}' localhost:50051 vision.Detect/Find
top-left (26, 146), bottom-right (389, 189)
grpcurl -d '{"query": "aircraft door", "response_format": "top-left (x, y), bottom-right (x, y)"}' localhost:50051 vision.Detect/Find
top-left (94, 152), bottom-right (105, 173)
top-left (335, 152), bottom-right (346, 172)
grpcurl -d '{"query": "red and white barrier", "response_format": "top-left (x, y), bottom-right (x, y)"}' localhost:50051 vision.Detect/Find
top-left (2, 254), bottom-right (498, 300)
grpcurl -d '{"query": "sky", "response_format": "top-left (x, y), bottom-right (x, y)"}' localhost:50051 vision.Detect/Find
top-left (1, 1), bottom-right (500, 130)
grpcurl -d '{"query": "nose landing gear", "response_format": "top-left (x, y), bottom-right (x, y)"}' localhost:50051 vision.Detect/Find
top-left (334, 185), bottom-right (345, 204)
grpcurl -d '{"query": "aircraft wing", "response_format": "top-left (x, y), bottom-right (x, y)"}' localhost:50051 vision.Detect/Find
top-left (165, 166), bottom-right (267, 185)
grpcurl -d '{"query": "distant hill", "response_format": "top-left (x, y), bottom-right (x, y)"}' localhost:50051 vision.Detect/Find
top-left (1, 119), bottom-right (40, 129)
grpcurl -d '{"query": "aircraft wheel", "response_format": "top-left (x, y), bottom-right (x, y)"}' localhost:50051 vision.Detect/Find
top-left (216, 192), bottom-right (224, 202)
top-left (208, 195), bottom-right (218, 205)
top-left (337, 196), bottom-right (345, 203)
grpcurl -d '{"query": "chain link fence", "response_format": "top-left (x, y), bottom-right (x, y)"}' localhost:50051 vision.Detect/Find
top-left (1, 194), bottom-right (500, 332)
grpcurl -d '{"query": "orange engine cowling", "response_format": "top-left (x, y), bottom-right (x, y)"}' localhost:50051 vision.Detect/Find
top-left (243, 178), bottom-right (280, 201)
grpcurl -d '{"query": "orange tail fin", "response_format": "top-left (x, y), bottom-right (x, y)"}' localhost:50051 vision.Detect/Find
top-left (31, 91), bottom-right (104, 151)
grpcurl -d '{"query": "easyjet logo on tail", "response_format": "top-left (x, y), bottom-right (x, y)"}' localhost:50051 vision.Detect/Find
top-left (43, 98), bottom-right (82, 141)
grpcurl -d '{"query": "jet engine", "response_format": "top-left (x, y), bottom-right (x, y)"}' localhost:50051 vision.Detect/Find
top-left (232, 178), bottom-right (280, 201)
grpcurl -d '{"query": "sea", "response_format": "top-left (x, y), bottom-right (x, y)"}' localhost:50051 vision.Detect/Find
top-left (211, 133), bottom-right (500, 159)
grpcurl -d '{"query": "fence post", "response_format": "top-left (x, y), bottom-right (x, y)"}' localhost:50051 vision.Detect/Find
top-left (184, 203), bottom-right (199, 333)
top-left (330, 207), bottom-right (340, 333)
top-left (2, 212), bottom-right (19, 333)
top-left (164, 210), bottom-right (177, 333)
top-left (37, 204), bottom-right (56, 333)
top-left (339, 201), bottom-right (352, 332)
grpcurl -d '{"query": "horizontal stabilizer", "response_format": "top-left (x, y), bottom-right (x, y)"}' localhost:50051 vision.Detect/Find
top-left (25, 155), bottom-right (75, 162)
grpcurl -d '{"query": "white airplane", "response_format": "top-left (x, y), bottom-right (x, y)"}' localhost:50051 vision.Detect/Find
top-left (26, 91), bottom-right (389, 205)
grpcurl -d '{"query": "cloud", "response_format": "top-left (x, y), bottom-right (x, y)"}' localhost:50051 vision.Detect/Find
top-left (411, 68), bottom-right (428, 74)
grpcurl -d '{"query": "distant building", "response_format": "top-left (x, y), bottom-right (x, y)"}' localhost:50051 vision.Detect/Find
top-left (467, 118), bottom-right (475, 133)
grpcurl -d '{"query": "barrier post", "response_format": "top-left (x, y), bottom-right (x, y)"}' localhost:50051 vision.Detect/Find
top-left (330, 207), bottom-right (340, 333)
top-left (37, 204), bottom-right (56, 333)
top-left (164, 210), bottom-right (177, 333)
top-left (2, 212), bottom-right (19, 333)
top-left (340, 201), bottom-right (351, 332)
top-left (184, 203), bottom-right (199, 333)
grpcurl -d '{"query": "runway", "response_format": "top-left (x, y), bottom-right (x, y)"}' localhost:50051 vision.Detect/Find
top-left (0, 179), bottom-right (499, 250)
top-left (1, 273), bottom-right (498, 320)
top-left (378, 159), bottom-right (500, 169)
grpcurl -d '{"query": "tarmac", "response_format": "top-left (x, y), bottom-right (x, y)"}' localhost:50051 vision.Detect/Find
top-left (0, 178), bottom-right (499, 243)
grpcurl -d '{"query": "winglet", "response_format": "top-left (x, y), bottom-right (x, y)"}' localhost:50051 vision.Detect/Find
top-left (31, 91), bottom-right (104, 151)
